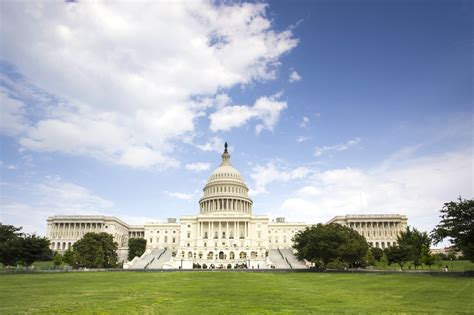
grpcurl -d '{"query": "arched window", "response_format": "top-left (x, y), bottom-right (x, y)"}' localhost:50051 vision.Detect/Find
top-left (229, 251), bottom-right (235, 259)
top-left (207, 251), bottom-right (214, 259)
top-left (239, 251), bottom-right (247, 259)
top-left (188, 251), bottom-right (193, 258)
top-left (219, 251), bottom-right (225, 259)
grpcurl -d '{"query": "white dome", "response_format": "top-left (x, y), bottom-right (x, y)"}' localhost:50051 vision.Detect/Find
top-left (199, 143), bottom-right (252, 215)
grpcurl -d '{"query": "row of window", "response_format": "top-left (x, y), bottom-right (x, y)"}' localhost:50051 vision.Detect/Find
top-left (149, 236), bottom-right (176, 244)
top-left (205, 185), bottom-right (246, 195)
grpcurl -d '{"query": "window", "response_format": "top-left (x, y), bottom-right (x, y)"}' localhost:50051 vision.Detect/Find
top-left (149, 238), bottom-right (152, 243)
top-left (172, 237), bottom-right (176, 243)
top-left (187, 232), bottom-right (191, 238)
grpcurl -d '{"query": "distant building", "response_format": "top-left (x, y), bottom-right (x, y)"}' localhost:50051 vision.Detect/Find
top-left (326, 214), bottom-right (407, 249)
top-left (46, 144), bottom-right (408, 269)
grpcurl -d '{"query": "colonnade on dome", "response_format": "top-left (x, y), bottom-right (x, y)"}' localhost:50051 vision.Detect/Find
top-left (200, 198), bottom-right (252, 214)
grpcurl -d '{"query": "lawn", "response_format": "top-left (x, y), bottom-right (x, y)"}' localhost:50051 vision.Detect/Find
top-left (0, 272), bottom-right (472, 314)
top-left (372, 259), bottom-right (474, 271)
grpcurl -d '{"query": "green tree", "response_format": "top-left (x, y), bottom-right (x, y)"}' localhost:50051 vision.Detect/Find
top-left (385, 245), bottom-right (411, 269)
top-left (293, 223), bottom-right (369, 269)
top-left (53, 252), bottom-right (63, 268)
top-left (18, 234), bottom-right (52, 266)
top-left (371, 247), bottom-right (383, 261)
top-left (63, 248), bottom-right (77, 267)
top-left (128, 238), bottom-right (147, 261)
top-left (431, 197), bottom-right (474, 262)
top-left (367, 248), bottom-right (376, 266)
top-left (422, 246), bottom-right (435, 270)
top-left (0, 224), bottom-right (22, 266)
top-left (73, 232), bottom-right (118, 268)
top-left (397, 227), bottom-right (431, 269)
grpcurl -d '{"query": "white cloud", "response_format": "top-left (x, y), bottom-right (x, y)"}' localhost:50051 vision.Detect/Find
top-left (165, 191), bottom-right (195, 201)
top-left (296, 136), bottom-right (310, 143)
top-left (0, 92), bottom-right (28, 136)
top-left (289, 70), bottom-right (302, 83)
top-left (196, 136), bottom-right (225, 153)
top-left (0, 1), bottom-right (298, 169)
top-left (209, 94), bottom-right (287, 134)
top-left (185, 162), bottom-right (211, 172)
top-left (250, 162), bottom-right (313, 195)
top-left (299, 116), bottom-right (309, 128)
top-left (314, 137), bottom-right (361, 157)
top-left (0, 177), bottom-right (114, 235)
top-left (280, 148), bottom-right (473, 234)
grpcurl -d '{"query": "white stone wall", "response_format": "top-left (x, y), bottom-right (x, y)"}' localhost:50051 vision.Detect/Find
top-left (326, 214), bottom-right (408, 249)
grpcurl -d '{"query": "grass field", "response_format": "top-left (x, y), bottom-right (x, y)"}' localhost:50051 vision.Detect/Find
top-left (0, 272), bottom-right (472, 314)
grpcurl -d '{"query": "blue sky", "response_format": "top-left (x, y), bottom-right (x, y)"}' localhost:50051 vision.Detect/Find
top-left (0, 1), bottom-right (472, 243)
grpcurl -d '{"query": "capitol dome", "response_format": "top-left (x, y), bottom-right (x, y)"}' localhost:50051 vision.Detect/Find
top-left (199, 143), bottom-right (253, 215)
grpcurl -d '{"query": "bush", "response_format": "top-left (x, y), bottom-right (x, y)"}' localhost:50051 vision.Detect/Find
top-left (326, 259), bottom-right (347, 270)
top-left (202, 263), bottom-right (207, 269)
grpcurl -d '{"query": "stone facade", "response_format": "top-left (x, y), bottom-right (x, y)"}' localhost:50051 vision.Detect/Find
top-left (326, 214), bottom-right (408, 249)
top-left (46, 144), bottom-right (408, 268)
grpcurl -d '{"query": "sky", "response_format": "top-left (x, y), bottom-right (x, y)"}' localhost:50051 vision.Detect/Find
top-left (0, 0), bottom-right (472, 246)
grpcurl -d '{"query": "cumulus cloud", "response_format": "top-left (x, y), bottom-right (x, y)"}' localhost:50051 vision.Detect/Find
top-left (250, 162), bottom-right (313, 195)
top-left (289, 70), bottom-right (302, 82)
top-left (209, 94), bottom-right (287, 134)
top-left (0, 177), bottom-right (114, 234)
top-left (0, 1), bottom-right (298, 169)
top-left (280, 148), bottom-right (473, 233)
top-left (196, 136), bottom-right (226, 153)
top-left (314, 137), bottom-right (361, 157)
top-left (185, 162), bottom-right (211, 171)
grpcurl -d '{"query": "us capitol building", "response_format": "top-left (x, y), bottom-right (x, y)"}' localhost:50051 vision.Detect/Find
top-left (46, 144), bottom-right (407, 269)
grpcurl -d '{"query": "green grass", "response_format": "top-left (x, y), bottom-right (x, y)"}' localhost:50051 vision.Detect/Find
top-left (372, 260), bottom-right (474, 271)
top-left (0, 272), bottom-right (472, 314)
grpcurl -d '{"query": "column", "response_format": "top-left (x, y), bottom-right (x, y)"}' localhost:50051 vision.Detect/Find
top-left (219, 221), bottom-right (222, 239)
top-left (234, 221), bottom-right (237, 238)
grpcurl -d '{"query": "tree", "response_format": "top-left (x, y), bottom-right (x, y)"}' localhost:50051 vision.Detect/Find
top-left (422, 246), bottom-right (435, 270)
top-left (63, 248), bottom-right (77, 267)
top-left (431, 197), bottom-right (474, 262)
top-left (128, 238), bottom-right (147, 261)
top-left (53, 252), bottom-right (63, 268)
top-left (397, 227), bottom-right (431, 269)
top-left (385, 245), bottom-right (411, 269)
top-left (371, 247), bottom-right (383, 261)
top-left (293, 223), bottom-right (369, 269)
top-left (367, 248), bottom-right (376, 266)
top-left (0, 224), bottom-right (22, 266)
top-left (18, 234), bottom-right (52, 266)
top-left (73, 232), bottom-right (118, 268)
top-left (0, 225), bottom-right (52, 267)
